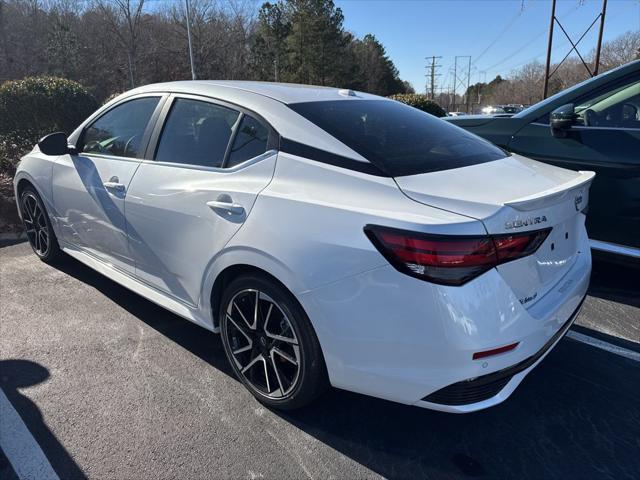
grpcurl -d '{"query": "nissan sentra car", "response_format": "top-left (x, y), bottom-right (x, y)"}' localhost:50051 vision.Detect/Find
top-left (14, 81), bottom-right (592, 412)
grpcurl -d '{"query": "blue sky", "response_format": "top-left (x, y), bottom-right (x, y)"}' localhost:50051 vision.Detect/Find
top-left (335, 0), bottom-right (640, 93)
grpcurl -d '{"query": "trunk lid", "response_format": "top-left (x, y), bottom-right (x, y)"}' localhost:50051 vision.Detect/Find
top-left (394, 155), bottom-right (594, 307)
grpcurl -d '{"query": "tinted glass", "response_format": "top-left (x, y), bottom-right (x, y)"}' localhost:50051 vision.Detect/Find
top-left (289, 100), bottom-right (508, 177)
top-left (156, 98), bottom-right (239, 167)
top-left (574, 77), bottom-right (640, 129)
top-left (226, 115), bottom-right (269, 167)
top-left (82, 97), bottom-right (160, 158)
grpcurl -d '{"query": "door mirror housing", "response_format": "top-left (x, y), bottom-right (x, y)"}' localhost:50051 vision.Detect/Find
top-left (38, 132), bottom-right (71, 155)
top-left (550, 104), bottom-right (577, 138)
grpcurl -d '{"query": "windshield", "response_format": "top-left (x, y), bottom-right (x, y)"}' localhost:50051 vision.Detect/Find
top-left (288, 100), bottom-right (508, 177)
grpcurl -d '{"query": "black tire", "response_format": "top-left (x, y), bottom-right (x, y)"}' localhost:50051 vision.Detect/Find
top-left (19, 186), bottom-right (63, 264)
top-left (219, 273), bottom-right (328, 410)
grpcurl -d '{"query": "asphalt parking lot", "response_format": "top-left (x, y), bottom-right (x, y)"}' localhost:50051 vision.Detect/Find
top-left (1, 240), bottom-right (639, 480)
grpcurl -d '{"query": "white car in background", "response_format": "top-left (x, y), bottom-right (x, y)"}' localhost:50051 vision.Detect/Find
top-left (14, 82), bottom-right (593, 412)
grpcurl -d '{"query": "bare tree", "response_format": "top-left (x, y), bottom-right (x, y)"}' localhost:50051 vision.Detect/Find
top-left (594, 30), bottom-right (640, 72)
top-left (94, 0), bottom-right (146, 88)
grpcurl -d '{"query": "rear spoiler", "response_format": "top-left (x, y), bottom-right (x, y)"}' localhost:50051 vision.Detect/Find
top-left (503, 171), bottom-right (595, 211)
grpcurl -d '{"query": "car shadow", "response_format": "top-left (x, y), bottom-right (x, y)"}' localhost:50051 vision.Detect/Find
top-left (0, 359), bottom-right (87, 480)
top-left (275, 338), bottom-right (640, 479)
top-left (51, 254), bottom-right (235, 379)
top-left (50, 253), bottom-right (640, 479)
top-left (589, 257), bottom-right (640, 308)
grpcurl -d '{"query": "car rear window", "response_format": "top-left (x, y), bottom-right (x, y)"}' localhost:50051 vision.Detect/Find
top-left (288, 100), bottom-right (508, 177)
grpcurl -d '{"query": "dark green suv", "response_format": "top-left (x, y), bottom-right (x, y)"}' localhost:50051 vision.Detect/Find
top-left (446, 60), bottom-right (639, 261)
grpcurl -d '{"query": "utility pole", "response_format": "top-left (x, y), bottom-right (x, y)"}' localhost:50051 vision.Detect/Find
top-left (465, 56), bottom-right (472, 114)
top-left (452, 61), bottom-right (457, 112)
top-left (543, 0), bottom-right (607, 98)
top-left (543, 0), bottom-right (556, 99)
top-left (185, 0), bottom-right (196, 80)
top-left (425, 56), bottom-right (442, 99)
top-left (593, 0), bottom-right (607, 75)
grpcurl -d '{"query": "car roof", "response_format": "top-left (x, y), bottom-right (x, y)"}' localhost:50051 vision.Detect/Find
top-left (130, 80), bottom-right (381, 105)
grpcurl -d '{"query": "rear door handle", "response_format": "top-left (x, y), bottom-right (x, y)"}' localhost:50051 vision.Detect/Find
top-left (103, 177), bottom-right (126, 192)
top-left (207, 196), bottom-right (245, 216)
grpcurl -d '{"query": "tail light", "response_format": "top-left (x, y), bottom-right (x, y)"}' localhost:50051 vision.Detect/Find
top-left (365, 225), bottom-right (551, 286)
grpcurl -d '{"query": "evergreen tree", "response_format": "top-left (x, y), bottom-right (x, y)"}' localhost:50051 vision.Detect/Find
top-left (251, 2), bottom-right (291, 81)
top-left (250, 0), bottom-right (409, 95)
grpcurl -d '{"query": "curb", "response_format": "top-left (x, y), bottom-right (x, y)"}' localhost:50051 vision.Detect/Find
top-left (0, 231), bottom-right (26, 241)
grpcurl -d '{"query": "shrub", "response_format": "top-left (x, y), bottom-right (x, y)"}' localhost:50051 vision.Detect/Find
top-left (0, 77), bottom-right (98, 142)
top-left (388, 94), bottom-right (446, 117)
top-left (0, 135), bottom-right (33, 176)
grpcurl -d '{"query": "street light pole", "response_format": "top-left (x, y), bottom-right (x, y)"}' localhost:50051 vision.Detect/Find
top-left (185, 0), bottom-right (196, 80)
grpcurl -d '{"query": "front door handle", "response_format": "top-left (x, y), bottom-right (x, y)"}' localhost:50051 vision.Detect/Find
top-left (103, 176), bottom-right (126, 192)
top-left (207, 195), bottom-right (245, 216)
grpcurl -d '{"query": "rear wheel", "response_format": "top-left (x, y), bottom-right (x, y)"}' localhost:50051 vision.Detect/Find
top-left (219, 274), bottom-right (328, 410)
top-left (20, 186), bottom-right (62, 263)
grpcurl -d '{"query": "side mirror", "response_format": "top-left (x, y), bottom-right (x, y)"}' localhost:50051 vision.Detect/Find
top-left (550, 104), bottom-right (576, 138)
top-left (38, 132), bottom-right (71, 155)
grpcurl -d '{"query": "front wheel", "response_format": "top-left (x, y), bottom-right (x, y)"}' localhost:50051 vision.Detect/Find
top-left (219, 274), bottom-right (328, 410)
top-left (20, 186), bottom-right (63, 263)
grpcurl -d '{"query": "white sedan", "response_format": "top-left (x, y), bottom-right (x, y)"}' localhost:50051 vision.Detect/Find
top-left (14, 82), bottom-right (593, 412)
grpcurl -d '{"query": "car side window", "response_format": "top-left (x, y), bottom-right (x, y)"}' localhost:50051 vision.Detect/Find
top-left (155, 98), bottom-right (240, 168)
top-left (82, 97), bottom-right (160, 158)
top-left (574, 77), bottom-right (640, 129)
top-left (226, 115), bottom-right (269, 168)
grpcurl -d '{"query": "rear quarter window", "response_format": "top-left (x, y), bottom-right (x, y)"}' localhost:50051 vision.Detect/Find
top-left (288, 100), bottom-right (508, 177)
top-left (226, 115), bottom-right (269, 168)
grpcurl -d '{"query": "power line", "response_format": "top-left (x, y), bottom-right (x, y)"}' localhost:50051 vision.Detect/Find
top-left (482, 1), bottom-right (581, 74)
top-left (497, 1), bottom-right (623, 76)
top-left (472, 8), bottom-right (523, 66)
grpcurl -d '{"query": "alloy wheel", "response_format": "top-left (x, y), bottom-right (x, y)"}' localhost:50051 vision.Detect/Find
top-left (21, 193), bottom-right (50, 257)
top-left (223, 289), bottom-right (301, 399)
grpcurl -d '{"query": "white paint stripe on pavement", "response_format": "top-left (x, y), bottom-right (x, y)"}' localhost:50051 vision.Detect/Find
top-left (0, 388), bottom-right (59, 480)
top-left (567, 331), bottom-right (640, 362)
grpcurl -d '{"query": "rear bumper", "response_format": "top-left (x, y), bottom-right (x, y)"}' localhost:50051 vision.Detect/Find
top-left (418, 296), bottom-right (584, 411)
top-left (300, 232), bottom-right (591, 413)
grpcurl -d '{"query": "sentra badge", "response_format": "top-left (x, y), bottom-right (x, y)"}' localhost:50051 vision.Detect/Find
top-left (505, 216), bottom-right (547, 230)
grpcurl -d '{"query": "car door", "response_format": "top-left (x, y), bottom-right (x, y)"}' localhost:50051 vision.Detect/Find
top-left (52, 95), bottom-right (165, 273)
top-left (507, 73), bottom-right (640, 249)
top-left (125, 94), bottom-right (278, 307)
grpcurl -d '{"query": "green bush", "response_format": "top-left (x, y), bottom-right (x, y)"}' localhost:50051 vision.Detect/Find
top-left (388, 94), bottom-right (446, 117)
top-left (0, 77), bottom-right (98, 142)
top-left (0, 77), bottom-right (97, 176)
top-left (0, 135), bottom-right (33, 176)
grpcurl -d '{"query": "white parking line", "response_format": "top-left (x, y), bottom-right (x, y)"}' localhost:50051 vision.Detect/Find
top-left (0, 389), bottom-right (59, 480)
top-left (567, 330), bottom-right (640, 362)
